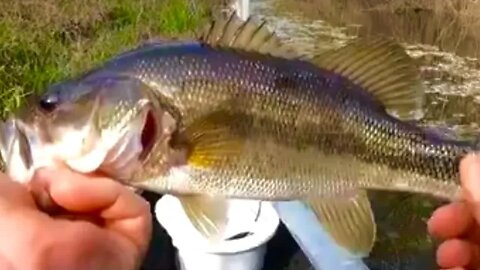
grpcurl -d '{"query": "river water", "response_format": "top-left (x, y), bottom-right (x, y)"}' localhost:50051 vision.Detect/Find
top-left (247, 0), bottom-right (480, 269)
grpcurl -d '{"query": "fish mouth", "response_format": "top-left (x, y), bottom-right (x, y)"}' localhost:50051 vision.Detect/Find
top-left (0, 118), bottom-right (47, 183)
top-left (139, 109), bottom-right (157, 160)
top-left (138, 106), bottom-right (179, 162)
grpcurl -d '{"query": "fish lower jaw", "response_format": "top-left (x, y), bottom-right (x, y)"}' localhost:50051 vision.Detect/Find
top-left (99, 131), bottom-right (145, 180)
top-left (58, 127), bottom-right (145, 180)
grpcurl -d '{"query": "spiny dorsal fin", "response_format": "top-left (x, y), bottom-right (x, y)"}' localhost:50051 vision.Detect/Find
top-left (313, 38), bottom-right (425, 120)
top-left (197, 12), bottom-right (299, 59)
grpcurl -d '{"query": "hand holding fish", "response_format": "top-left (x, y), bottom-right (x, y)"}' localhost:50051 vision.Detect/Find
top-left (429, 154), bottom-right (480, 270)
top-left (0, 166), bottom-right (152, 270)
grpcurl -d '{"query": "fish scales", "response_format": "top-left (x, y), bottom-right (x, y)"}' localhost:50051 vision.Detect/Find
top-left (74, 41), bottom-right (471, 200)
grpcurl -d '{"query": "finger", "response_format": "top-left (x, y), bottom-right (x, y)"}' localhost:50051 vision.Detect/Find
top-left (32, 167), bottom-right (152, 252)
top-left (436, 239), bottom-right (480, 269)
top-left (428, 202), bottom-right (473, 239)
top-left (437, 239), bottom-right (472, 268)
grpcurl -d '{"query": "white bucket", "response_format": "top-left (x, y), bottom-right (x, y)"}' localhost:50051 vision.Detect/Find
top-left (155, 195), bottom-right (280, 270)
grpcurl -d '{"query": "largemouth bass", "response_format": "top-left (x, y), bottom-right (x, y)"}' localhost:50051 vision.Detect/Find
top-left (0, 13), bottom-right (476, 257)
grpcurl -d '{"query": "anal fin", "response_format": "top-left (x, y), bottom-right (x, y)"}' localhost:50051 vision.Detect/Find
top-left (179, 195), bottom-right (229, 240)
top-left (306, 190), bottom-right (376, 257)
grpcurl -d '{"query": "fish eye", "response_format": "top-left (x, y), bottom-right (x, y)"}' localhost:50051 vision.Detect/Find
top-left (38, 94), bottom-right (59, 112)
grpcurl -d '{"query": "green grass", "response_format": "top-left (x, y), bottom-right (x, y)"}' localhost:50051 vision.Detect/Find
top-left (0, 0), bottom-right (217, 118)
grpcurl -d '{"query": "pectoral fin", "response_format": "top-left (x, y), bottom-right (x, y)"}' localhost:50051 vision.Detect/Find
top-left (180, 112), bottom-right (245, 169)
top-left (179, 195), bottom-right (229, 240)
top-left (307, 190), bottom-right (376, 257)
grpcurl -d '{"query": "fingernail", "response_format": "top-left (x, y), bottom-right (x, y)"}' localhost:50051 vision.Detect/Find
top-left (33, 186), bottom-right (63, 214)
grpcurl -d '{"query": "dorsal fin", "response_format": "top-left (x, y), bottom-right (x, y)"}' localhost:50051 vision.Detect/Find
top-left (313, 38), bottom-right (425, 120)
top-left (196, 12), bottom-right (299, 59)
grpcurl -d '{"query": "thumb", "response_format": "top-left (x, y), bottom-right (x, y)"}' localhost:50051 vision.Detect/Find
top-left (31, 166), bottom-right (152, 252)
top-left (31, 166), bottom-right (140, 214)
top-left (460, 154), bottom-right (480, 222)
